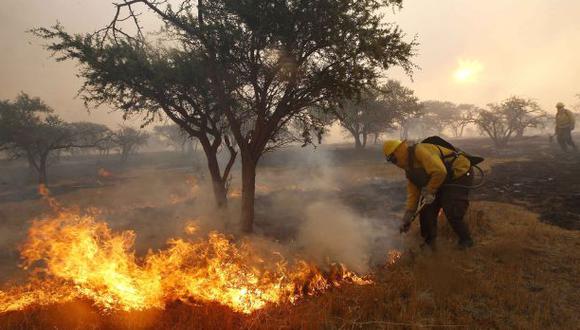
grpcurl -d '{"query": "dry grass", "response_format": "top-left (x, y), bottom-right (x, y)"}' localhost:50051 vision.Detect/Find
top-left (1, 201), bottom-right (578, 329)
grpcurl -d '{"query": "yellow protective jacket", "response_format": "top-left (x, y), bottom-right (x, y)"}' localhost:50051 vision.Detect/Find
top-left (555, 109), bottom-right (576, 130)
top-left (405, 143), bottom-right (471, 211)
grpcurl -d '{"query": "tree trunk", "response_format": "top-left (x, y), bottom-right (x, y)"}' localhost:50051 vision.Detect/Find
top-left (450, 126), bottom-right (460, 138)
top-left (354, 134), bottom-right (363, 149)
top-left (38, 154), bottom-right (48, 185)
top-left (240, 154), bottom-right (257, 233)
top-left (493, 136), bottom-right (509, 149)
top-left (121, 148), bottom-right (129, 163)
top-left (400, 125), bottom-right (409, 140)
top-left (199, 137), bottom-right (230, 208)
top-left (203, 149), bottom-right (228, 208)
top-left (362, 132), bottom-right (368, 148)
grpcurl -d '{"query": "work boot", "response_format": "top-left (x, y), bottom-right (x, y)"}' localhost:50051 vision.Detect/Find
top-left (458, 238), bottom-right (474, 250)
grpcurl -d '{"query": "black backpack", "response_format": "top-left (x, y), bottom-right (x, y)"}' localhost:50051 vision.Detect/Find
top-left (421, 136), bottom-right (484, 166)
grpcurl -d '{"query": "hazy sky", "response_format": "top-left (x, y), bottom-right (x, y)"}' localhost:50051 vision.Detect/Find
top-left (1, 0), bottom-right (579, 133)
top-left (390, 0), bottom-right (580, 113)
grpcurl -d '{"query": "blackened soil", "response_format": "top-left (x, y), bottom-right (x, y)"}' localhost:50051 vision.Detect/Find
top-left (475, 155), bottom-right (580, 230)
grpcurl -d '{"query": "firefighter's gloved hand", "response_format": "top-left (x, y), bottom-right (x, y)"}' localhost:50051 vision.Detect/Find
top-left (399, 210), bottom-right (415, 233)
top-left (420, 189), bottom-right (436, 205)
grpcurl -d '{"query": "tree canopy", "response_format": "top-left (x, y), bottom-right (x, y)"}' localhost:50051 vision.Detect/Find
top-left (34, 0), bottom-right (417, 232)
top-left (420, 101), bottom-right (478, 138)
top-left (0, 93), bottom-right (111, 184)
top-left (474, 96), bottom-right (545, 148)
top-left (333, 80), bottom-right (419, 148)
top-left (112, 126), bottom-right (149, 163)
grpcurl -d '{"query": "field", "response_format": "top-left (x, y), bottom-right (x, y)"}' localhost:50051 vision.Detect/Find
top-left (0, 136), bottom-right (578, 329)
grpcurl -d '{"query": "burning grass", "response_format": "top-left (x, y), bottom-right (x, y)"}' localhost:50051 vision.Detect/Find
top-left (0, 187), bottom-right (372, 317)
top-left (0, 174), bottom-right (578, 329)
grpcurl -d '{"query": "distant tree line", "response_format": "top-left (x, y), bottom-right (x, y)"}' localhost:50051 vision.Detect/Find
top-left (331, 89), bottom-right (548, 149)
top-left (0, 93), bottom-right (151, 184)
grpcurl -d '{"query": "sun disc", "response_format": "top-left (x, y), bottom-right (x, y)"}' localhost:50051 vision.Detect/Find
top-left (453, 59), bottom-right (484, 83)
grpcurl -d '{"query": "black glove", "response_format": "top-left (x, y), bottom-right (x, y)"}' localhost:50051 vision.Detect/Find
top-left (399, 210), bottom-right (415, 233)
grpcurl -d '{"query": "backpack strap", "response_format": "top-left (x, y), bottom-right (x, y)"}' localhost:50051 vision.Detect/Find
top-left (435, 146), bottom-right (461, 181)
top-left (408, 144), bottom-right (416, 169)
top-left (409, 143), bottom-right (465, 183)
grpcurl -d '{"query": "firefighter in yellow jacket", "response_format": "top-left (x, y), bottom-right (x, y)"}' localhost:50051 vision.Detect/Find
top-left (383, 139), bottom-right (474, 249)
top-left (554, 102), bottom-right (577, 152)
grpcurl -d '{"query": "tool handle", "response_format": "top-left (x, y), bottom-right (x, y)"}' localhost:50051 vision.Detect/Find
top-left (411, 196), bottom-right (426, 222)
top-left (400, 196), bottom-right (426, 234)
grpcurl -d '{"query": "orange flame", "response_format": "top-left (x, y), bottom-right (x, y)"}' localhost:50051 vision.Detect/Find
top-left (184, 221), bottom-right (198, 235)
top-left (0, 193), bottom-right (372, 314)
top-left (228, 188), bottom-right (241, 198)
top-left (97, 168), bottom-right (113, 178)
top-left (386, 250), bottom-right (402, 266)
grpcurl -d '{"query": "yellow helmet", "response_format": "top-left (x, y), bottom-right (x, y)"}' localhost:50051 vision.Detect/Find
top-left (556, 102), bottom-right (565, 109)
top-left (383, 139), bottom-right (403, 157)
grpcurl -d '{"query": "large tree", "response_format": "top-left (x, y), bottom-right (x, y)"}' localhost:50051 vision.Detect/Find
top-left (379, 80), bottom-right (421, 142)
top-left (332, 89), bottom-right (389, 150)
top-left (368, 80), bottom-right (423, 140)
top-left (449, 104), bottom-right (478, 138)
top-left (332, 81), bottom-right (416, 149)
top-left (475, 97), bottom-right (545, 148)
top-left (35, 0), bottom-right (416, 232)
top-left (112, 126), bottom-right (149, 163)
top-left (474, 107), bottom-right (513, 148)
top-left (0, 93), bottom-right (111, 184)
top-left (34, 25), bottom-right (238, 208)
top-left (502, 97), bottom-right (545, 138)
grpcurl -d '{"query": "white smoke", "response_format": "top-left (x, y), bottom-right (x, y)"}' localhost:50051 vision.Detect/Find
top-left (295, 202), bottom-right (381, 273)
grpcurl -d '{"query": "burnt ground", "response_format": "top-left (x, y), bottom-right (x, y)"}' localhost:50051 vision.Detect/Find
top-left (457, 136), bottom-right (580, 231)
top-left (262, 134), bottom-right (580, 232)
top-left (476, 157), bottom-right (580, 230)
top-left (274, 135), bottom-right (580, 232)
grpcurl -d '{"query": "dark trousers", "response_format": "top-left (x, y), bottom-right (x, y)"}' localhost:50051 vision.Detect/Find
top-left (419, 170), bottom-right (473, 245)
top-left (556, 128), bottom-right (577, 151)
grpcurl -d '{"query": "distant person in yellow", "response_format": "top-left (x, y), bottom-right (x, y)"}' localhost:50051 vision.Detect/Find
top-left (554, 102), bottom-right (577, 152)
top-left (383, 138), bottom-right (475, 249)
